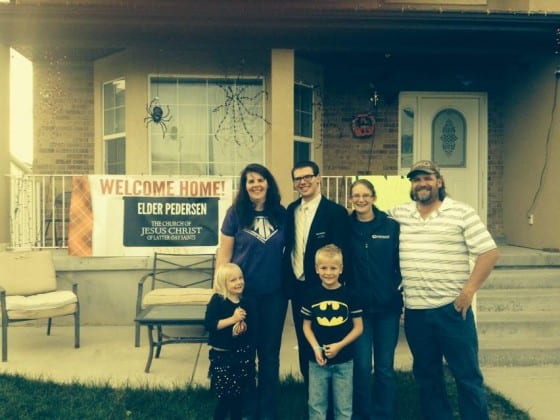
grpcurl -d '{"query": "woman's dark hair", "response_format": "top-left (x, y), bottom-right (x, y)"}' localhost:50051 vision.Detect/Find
top-left (234, 163), bottom-right (284, 228)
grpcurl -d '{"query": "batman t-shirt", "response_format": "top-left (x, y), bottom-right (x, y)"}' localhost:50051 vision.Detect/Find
top-left (301, 284), bottom-right (363, 364)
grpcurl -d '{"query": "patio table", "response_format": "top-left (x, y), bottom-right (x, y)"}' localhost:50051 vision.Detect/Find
top-left (135, 304), bottom-right (207, 373)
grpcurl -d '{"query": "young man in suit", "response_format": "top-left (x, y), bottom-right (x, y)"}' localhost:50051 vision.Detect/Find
top-left (283, 160), bottom-right (351, 382)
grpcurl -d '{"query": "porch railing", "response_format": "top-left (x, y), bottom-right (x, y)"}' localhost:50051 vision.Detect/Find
top-left (9, 175), bottom-right (73, 249)
top-left (8, 174), bottom-right (354, 250)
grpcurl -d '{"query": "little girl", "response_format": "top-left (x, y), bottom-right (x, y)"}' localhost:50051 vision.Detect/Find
top-left (204, 262), bottom-right (255, 420)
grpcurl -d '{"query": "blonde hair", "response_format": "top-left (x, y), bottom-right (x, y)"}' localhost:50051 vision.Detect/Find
top-left (315, 244), bottom-right (343, 267)
top-left (214, 263), bottom-right (243, 300)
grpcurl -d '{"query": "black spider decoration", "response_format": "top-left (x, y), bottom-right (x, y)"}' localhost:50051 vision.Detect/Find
top-left (212, 82), bottom-right (269, 146)
top-left (144, 97), bottom-right (172, 139)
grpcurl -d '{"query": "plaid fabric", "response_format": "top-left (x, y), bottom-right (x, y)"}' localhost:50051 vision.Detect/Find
top-left (68, 176), bottom-right (93, 256)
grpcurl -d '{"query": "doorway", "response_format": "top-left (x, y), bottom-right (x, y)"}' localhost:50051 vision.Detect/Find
top-left (398, 92), bottom-right (488, 221)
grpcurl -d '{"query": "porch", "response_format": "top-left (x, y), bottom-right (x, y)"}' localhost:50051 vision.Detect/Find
top-left (5, 174), bottom-right (560, 327)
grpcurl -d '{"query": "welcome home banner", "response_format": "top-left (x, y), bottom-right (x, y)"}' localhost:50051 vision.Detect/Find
top-left (68, 175), bottom-right (232, 257)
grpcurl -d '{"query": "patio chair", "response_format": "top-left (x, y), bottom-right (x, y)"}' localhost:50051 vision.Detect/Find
top-left (0, 250), bottom-right (80, 362)
top-left (135, 252), bottom-right (215, 347)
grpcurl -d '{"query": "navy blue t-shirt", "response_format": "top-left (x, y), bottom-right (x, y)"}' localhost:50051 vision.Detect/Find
top-left (221, 206), bottom-right (286, 296)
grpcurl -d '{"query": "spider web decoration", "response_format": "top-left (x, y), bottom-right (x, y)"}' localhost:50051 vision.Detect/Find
top-left (212, 80), bottom-right (269, 147)
top-left (312, 85), bottom-right (324, 149)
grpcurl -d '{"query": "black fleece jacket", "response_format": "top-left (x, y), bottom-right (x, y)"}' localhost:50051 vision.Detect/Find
top-left (349, 206), bottom-right (403, 315)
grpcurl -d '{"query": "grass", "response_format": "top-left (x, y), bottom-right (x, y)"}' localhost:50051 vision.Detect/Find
top-left (0, 370), bottom-right (529, 419)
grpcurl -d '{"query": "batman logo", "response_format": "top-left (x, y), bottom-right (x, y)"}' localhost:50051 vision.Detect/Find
top-left (311, 300), bottom-right (349, 327)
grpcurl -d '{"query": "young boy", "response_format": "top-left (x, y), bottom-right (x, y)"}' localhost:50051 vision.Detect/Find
top-left (301, 244), bottom-right (363, 420)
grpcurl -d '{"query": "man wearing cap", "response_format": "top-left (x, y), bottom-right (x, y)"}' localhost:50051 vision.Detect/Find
top-left (389, 160), bottom-right (499, 420)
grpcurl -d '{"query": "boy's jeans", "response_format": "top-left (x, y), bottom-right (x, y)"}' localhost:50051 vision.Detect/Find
top-left (308, 359), bottom-right (353, 420)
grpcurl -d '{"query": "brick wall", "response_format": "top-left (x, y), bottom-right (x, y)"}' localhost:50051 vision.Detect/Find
top-left (33, 59), bottom-right (94, 174)
top-left (487, 93), bottom-right (505, 239)
top-left (321, 68), bottom-right (399, 176)
top-left (322, 89), bottom-right (399, 177)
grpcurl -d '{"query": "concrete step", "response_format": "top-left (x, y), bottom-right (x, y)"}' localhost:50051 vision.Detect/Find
top-left (469, 247), bottom-right (560, 366)
top-left (477, 264), bottom-right (560, 366)
top-left (476, 311), bottom-right (560, 338)
top-left (485, 268), bottom-right (560, 289)
top-left (479, 337), bottom-right (560, 366)
top-left (477, 288), bottom-right (560, 312)
top-left (496, 246), bottom-right (560, 267)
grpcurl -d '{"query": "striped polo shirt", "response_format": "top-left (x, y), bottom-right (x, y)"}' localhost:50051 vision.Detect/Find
top-left (389, 197), bottom-right (497, 310)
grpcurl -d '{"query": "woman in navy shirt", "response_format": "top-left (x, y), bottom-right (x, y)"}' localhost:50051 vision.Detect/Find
top-left (217, 163), bottom-right (287, 420)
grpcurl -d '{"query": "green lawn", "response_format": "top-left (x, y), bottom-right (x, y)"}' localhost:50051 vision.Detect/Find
top-left (0, 370), bottom-right (529, 419)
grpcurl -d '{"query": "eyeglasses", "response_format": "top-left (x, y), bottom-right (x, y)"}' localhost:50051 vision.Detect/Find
top-left (293, 174), bottom-right (315, 183)
top-left (350, 194), bottom-right (374, 200)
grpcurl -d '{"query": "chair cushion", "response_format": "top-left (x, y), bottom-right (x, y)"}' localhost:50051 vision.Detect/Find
top-left (6, 290), bottom-right (78, 311)
top-left (0, 251), bottom-right (57, 296)
top-left (7, 303), bottom-right (78, 320)
top-left (142, 288), bottom-right (213, 308)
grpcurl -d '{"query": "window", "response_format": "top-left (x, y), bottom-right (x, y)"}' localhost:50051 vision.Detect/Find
top-left (105, 138), bottom-right (125, 174)
top-left (294, 83), bottom-right (314, 164)
top-left (432, 108), bottom-right (466, 167)
top-left (149, 77), bottom-right (265, 176)
top-left (103, 79), bottom-right (126, 174)
top-left (400, 107), bottom-right (414, 169)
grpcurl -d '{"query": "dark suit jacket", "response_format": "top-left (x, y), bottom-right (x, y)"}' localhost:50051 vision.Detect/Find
top-left (283, 195), bottom-right (351, 295)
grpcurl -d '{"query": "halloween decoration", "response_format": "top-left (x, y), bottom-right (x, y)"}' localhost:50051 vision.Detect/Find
top-left (144, 97), bottom-right (172, 139)
top-left (212, 80), bottom-right (268, 147)
top-left (351, 113), bottom-right (376, 138)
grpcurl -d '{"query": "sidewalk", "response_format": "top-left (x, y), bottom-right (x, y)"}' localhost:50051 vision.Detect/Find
top-left (0, 319), bottom-right (558, 419)
top-left (483, 366), bottom-right (560, 420)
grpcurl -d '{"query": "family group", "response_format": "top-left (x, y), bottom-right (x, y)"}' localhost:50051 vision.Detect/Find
top-left (203, 160), bottom-right (500, 420)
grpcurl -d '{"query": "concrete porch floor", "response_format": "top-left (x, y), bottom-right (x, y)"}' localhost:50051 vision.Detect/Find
top-left (0, 307), bottom-right (413, 389)
top-left (0, 313), bottom-right (559, 420)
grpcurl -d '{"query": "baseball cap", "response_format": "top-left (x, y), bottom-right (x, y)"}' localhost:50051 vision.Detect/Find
top-left (406, 160), bottom-right (441, 179)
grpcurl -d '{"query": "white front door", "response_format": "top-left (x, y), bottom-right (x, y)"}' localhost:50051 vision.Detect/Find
top-left (399, 92), bottom-right (488, 221)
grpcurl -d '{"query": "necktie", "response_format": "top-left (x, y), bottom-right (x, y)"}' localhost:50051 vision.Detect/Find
top-left (292, 205), bottom-right (308, 279)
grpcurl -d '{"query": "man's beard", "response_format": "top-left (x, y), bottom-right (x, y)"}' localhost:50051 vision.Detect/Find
top-left (412, 187), bottom-right (437, 204)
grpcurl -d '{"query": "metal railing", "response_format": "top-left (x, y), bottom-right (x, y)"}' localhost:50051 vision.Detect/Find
top-left (9, 175), bottom-right (74, 249)
top-left (8, 174), bottom-right (354, 250)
